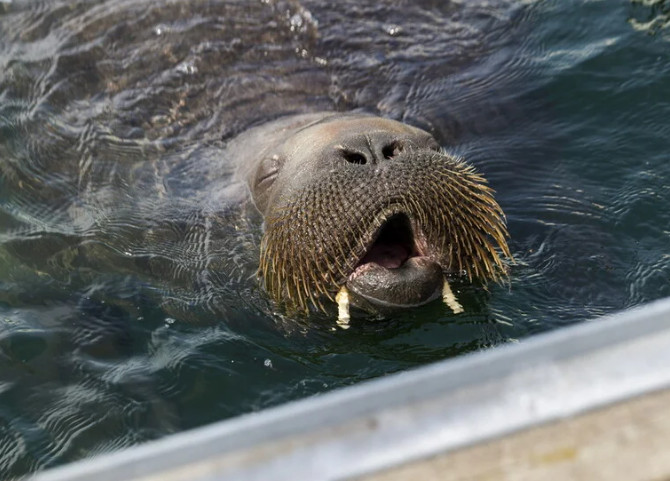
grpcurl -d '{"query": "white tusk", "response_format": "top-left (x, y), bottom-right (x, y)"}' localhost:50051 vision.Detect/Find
top-left (336, 285), bottom-right (351, 329)
top-left (442, 279), bottom-right (464, 314)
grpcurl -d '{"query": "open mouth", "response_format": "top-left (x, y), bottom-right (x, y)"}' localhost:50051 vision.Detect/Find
top-left (346, 213), bottom-right (444, 308)
top-left (350, 213), bottom-right (418, 276)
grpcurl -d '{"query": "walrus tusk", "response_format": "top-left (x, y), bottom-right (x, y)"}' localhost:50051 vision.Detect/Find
top-left (336, 285), bottom-right (351, 328)
top-left (442, 279), bottom-right (464, 314)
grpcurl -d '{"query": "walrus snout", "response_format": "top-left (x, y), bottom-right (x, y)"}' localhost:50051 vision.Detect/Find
top-left (238, 112), bottom-right (512, 314)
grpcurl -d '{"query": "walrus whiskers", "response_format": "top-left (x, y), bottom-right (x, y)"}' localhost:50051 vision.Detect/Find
top-left (260, 149), bottom-right (511, 312)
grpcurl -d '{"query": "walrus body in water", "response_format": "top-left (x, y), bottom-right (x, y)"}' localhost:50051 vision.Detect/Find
top-left (232, 112), bottom-right (511, 314)
top-left (0, 0), bottom-right (520, 324)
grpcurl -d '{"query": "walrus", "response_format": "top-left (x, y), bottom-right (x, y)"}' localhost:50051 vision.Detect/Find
top-left (0, 0), bottom-right (521, 324)
top-left (231, 111), bottom-right (512, 315)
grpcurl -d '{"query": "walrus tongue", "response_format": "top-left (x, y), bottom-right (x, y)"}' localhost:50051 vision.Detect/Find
top-left (358, 243), bottom-right (410, 269)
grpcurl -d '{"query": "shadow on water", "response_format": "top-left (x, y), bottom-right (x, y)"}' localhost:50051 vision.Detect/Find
top-left (1, 0), bottom-right (670, 476)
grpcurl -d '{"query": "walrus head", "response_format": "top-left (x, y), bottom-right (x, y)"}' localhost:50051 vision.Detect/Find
top-left (239, 113), bottom-right (511, 313)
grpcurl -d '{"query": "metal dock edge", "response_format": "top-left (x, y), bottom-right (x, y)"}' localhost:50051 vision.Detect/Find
top-left (31, 296), bottom-right (670, 481)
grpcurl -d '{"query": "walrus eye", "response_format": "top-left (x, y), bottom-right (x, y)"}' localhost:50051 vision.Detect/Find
top-left (342, 151), bottom-right (367, 165)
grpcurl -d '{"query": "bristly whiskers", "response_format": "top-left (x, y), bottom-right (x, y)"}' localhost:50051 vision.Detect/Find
top-left (259, 148), bottom-right (512, 312)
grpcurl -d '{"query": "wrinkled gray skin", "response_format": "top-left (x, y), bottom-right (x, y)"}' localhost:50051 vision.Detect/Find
top-left (233, 112), bottom-right (446, 310)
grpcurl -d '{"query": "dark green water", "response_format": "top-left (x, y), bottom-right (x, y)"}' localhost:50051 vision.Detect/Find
top-left (1, 0), bottom-right (669, 477)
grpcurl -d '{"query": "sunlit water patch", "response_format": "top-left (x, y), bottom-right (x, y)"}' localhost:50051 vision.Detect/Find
top-left (1, 0), bottom-right (669, 477)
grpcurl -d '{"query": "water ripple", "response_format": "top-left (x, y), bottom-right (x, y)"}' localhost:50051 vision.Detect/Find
top-left (1, 0), bottom-right (670, 478)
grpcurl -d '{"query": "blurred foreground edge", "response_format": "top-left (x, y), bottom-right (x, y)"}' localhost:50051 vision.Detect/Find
top-left (31, 296), bottom-right (670, 481)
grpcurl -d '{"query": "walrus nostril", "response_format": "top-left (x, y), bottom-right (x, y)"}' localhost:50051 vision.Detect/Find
top-left (342, 151), bottom-right (367, 165)
top-left (382, 141), bottom-right (403, 160)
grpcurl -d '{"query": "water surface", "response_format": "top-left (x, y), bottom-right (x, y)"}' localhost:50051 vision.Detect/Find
top-left (1, 0), bottom-right (669, 477)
